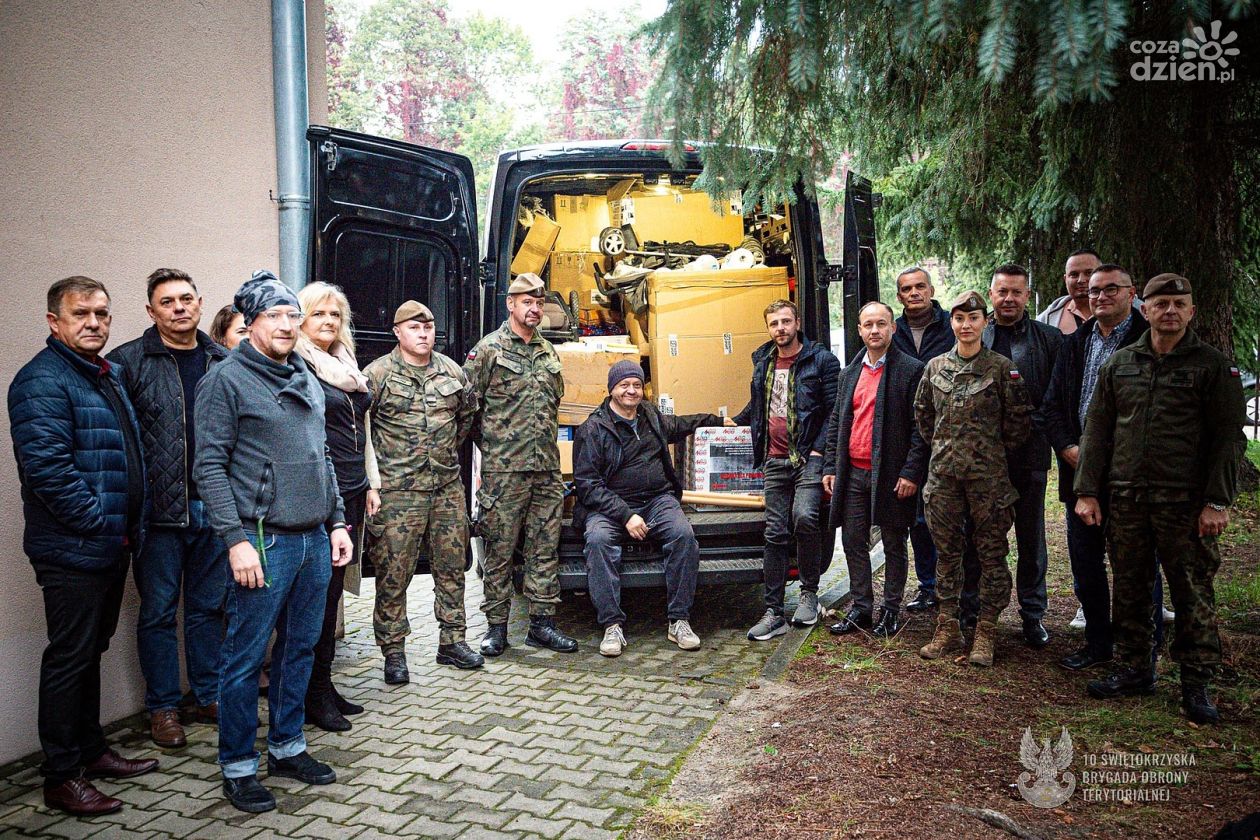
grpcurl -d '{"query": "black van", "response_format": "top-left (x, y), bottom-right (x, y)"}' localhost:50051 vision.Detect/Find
top-left (306, 126), bottom-right (879, 589)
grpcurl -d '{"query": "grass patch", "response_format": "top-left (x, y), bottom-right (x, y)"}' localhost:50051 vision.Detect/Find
top-left (633, 800), bottom-right (710, 840)
top-left (823, 641), bottom-right (884, 673)
top-left (1218, 574), bottom-right (1260, 623)
top-left (1246, 438), bottom-right (1260, 469)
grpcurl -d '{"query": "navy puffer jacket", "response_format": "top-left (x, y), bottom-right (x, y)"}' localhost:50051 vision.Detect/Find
top-left (8, 337), bottom-right (146, 570)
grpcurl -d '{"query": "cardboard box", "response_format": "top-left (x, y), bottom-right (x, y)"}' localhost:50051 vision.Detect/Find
top-left (509, 214), bottom-right (561, 276)
top-left (555, 341), bottom-right (641, 425)
top-left (646, 267), bottom-right (789, 341)
top-left (558, 440), bottom-right (574, 477)
top-left (553, 195), bottom-right (611, 251)
top-left (631, 190), bottom-right (745, 247)
top-left (607, 179), bottom-right (636, 228)
top-left (549, 250), bottom-right (610, 308)
top-left (625, 310), bottom-right (649, 356)
top-left (685, 426), bottom-right (764, 507)
top-left (650, 332), bottom-right (759, 417)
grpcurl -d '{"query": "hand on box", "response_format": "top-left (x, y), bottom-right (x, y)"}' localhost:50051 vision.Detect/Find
top-left (625, 514), bottom-right (649, 540)
top-left (723, 417), bottom-right (736, 427)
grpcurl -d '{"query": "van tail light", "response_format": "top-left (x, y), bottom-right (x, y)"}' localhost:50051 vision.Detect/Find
top-left (621, 141), bottom-right (697, 152)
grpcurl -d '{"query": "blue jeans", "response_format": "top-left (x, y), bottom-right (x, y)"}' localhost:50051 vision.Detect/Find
top-left (219, 527), bottom-right (331, 779)
top-left (910, 496), bottom-right (937, 593)
top-left (134, 500), bottom-right (226, 710)
top-left (762, 456), bottom-right (825, 613)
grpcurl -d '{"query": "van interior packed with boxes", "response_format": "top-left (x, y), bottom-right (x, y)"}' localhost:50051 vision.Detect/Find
top-left (507, 170), bottom-right (820, 590)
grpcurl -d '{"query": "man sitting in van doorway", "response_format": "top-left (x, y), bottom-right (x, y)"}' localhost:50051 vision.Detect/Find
top-left (738, 300), bottom-right (841, 640)
top-left (573, 361), bottom-right (726, 656)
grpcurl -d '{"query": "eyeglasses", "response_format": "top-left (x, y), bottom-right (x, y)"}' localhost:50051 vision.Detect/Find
top-left (260, 309), bottom-right (305, 324)
top-left (1087, 284), bottom-right (1132, 299)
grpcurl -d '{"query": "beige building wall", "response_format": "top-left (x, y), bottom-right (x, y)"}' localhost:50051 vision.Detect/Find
top-left (0, 0), bottom-right (328, 765)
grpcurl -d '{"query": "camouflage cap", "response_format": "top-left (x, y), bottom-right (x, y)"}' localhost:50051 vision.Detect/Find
top-left (1142, 273), bottom-right (1192, 298)
top-left (393, 300), bottom-right (434, 324)
top-left (508, 273), bottom-right (546, 296)
top-left (949, 289), bottom-right (988, 315)
top-left (234, 270), bottom-right (300, 325)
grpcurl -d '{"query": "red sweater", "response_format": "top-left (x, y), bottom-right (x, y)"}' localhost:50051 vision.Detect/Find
top-left (848, 362), bottom-right (884, 470)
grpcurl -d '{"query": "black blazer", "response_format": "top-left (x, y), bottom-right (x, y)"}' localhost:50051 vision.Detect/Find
top-left (823, 344), bottom-right (929, 530)
top-left (1036, 311), bottom-right (1148, 502)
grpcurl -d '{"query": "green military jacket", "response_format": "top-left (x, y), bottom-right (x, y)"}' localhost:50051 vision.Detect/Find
top-left (364, 347), bottom-right (475, 491)
top-left (914, 346), bottom-right (1033, 480)
top-left (463, 321), bottom-right (564, 473)
top-left (1075, 328), bottom-right (1245, 505)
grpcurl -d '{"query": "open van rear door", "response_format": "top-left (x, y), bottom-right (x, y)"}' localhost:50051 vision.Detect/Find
top-left (838, 171), bottom-right (879, 363)
top-left (307, 126), bottom-right (479, 368)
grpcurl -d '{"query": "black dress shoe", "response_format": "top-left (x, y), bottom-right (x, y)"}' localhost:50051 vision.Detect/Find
top-left (267, 751), bottom-right (336, 785)
top-left (223, 775), bottom-right (276, 813)
top-left (480, 624), bottom-right (509, 657)
top-left (305, 692), bottom-right (351, 732)
top-left (1087, 666), bottom-right (1157, 699)
top-left (827, 607), bottom-right (872, 636)
top-left (872, 608), bottom-right (901, 638)
top-left (383, 651), bottom-right (409, 685)
top-left (1022, 618), bottom-right (1050, 648)
top-left (1059, 646), bottom-right (1112, 671)
top-left (525, 616), bottom-right (578, 652)
top-left (1182, 684), bottom-right (1220, 724)
top-left (905, 590), bottom-right (937, 612)
top-left (331, 686), bottom-right (364, 717)
top-left (437, 641), bottom-right (485, 670)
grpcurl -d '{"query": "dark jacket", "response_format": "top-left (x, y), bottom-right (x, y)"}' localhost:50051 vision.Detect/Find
top-left (573, 399), bottom-right (723, 532)
top-left (822, 345), bottom-right (929, 529)
top-left (733, 336), bottom-right (841, 468)
top-left (1074, 328), bottom-right (1246, 507)
top-left (107, 327), bottom-right (228, 527)
top-left (892, 300), bottom-right (952, 362)
top-left (981, 312), bottom-right (1062, 472)
top-left (8, 337), bottom-right (147, 570)
top-left (1037, 311), bottom-right (1147, 502)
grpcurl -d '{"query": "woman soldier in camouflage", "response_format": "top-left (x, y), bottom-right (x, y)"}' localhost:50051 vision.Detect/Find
top-left (913, 291), bottom-right (1032, 666)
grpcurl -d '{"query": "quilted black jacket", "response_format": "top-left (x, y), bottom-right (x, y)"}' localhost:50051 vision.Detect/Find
top-left (108, 327), bottom-right (228, 527)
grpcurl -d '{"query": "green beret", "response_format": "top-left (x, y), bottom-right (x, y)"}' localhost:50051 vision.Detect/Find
top-left (393, 300), bottom-right (434, 324)
top-left (949, 290), bottom-right (988, 315)
top-left (1142, 273), bottom-right (1192, 298)
top-left (508, 273), bottom-right (546, 296)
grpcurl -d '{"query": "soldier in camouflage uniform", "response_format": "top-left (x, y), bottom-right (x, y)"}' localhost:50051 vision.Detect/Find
top-left (915, 290), bottom-right (1032, 667)
top-left (1076, 274), bottom-right (1246, 724)
top-left (364, 301), bottom-right (483, 681)
top-left (464, 274), bottom-right (578, 656)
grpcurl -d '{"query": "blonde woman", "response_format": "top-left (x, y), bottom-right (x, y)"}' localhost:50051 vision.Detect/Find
top-left (295, 282), bottom-right (379, 731)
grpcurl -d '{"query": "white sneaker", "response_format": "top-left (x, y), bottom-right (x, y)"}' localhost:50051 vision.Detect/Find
top-left (668, 619), bottom-right (701, 651)
top-left (1162, 606), bottom-right (1176, 623)
top-left (600, 624), bottom-right (626, 657)
top-left (1069, 607), bottom-right (1087, 630)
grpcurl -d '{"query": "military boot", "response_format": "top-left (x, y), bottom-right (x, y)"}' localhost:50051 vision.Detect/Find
top-left (1181, 684), bottom-right (1220, 725)
top-left (480, 624), bottom-right (509, 657)
top-left (968, 620), bottom-right (998, 667)
top-left (437, 641), bottom-right (485, 670)
top-left (1087, 665), bottom-right (1157, 699)
top-left (526, 616), bottom-right (578, 653)
top-left (919, 616), bottom-right (964, 660)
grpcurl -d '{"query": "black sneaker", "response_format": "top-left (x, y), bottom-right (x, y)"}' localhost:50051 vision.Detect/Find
top-left (267, 751), bottom-right (336, 785)
top-left (1087, 666), bottom-right (1157, 699)
top-left (223, 775), bottom-right (276, 813)
top-left (525, 616), bottom-right (578, 652)
top-left (436, 641), bottom-right (485, 670)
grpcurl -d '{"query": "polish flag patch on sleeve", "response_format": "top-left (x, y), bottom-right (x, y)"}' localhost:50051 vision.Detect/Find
top-left (1009, 369), bottom-right (1022, 380)
top-left (466, 350), bottom-right (478, 362)
top-left (1230, 366), bottom-right (1241, 377)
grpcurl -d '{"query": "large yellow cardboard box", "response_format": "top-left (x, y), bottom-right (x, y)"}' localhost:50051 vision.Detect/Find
top-left (509, 214), bottom-right (561, 276)
top-left (631, 190), bottom-right (745, 247)
top-left (558, 440), bottom-right (574, 477)
top-left (553, 195), bottom-right (610, 251)
top-left (646, 266), bottom-right (789, 340)
top-left (650, 332), bottom-right (760, 417)
top-left (549, 250), bottom-right (610, 308)
top-left (555, 341), bottom-right (641, 425)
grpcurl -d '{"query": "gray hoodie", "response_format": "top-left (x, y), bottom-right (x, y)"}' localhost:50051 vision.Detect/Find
top-left (193, 340), bottom-right (346, 548)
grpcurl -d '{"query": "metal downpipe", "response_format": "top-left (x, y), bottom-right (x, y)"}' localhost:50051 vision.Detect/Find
top-left (272, 0), bottom-right (310, 289)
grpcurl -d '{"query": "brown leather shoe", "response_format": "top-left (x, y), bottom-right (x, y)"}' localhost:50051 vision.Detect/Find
top-left (84, 748), bottom-right (159, 780)
top-left (150, 708), bottom-right (187, 748)
top-left (43, 778), bottom-right (123, 815)
top-left (182, 702), bottom-right (218, 726)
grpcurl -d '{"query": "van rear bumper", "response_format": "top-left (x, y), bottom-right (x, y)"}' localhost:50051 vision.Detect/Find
top-left (559, 555), bottom-right (764, 590)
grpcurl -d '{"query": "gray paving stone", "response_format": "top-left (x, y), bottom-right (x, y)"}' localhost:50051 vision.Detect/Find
top-left (502, 812), bottom-right (572, 838)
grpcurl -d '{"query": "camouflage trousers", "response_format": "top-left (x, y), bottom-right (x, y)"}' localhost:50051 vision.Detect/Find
top-left (368, 482), bottom-right (468, 650)
top-left (924, 474), bottom-right (1015, 622)
top-left (477, 470), bottom-right (562, 624)
top-left (1108, 497), bottom-right (1222, 685)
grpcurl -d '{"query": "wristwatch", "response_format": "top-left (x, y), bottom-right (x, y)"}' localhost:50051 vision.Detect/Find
top-left (1206, 503), bottom-right (1227, 512)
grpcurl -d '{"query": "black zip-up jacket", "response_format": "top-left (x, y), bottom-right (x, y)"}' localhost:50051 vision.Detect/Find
top-left (891, 300), bottom-right (953, 362)
top-left (573, 399), bottom-right (723, 532)
top-left (1037, 311), bottom-right (1148, 503)
top-left (981, 312), bottom-right (1062, 472)
top-left (108, 327), bottom-right (228, 527)
top-left (733, 336), bottom-right (841, 468)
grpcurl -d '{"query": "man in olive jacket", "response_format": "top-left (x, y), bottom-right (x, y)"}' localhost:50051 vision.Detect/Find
top-left (823, 302), bottom-right (929, 637)
top-left (1075, 273), bottom-right (1246, 724)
